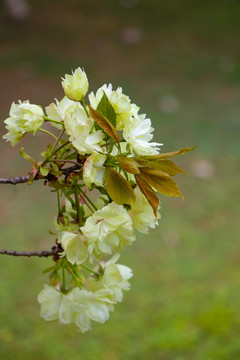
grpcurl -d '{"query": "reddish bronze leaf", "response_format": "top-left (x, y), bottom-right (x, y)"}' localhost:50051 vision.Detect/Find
top-left (117, 156), bottom-right (140, 174)
top-left (106, 168), bottom-right (135, 205)
top-left (89, 106), bottom-right (119, 143)
top-left (135, 158), bottom-right (187, 176)
top-left (139, 168), bottom-right (183, 198)
top-left (135, 174), bottom-right (159, 217)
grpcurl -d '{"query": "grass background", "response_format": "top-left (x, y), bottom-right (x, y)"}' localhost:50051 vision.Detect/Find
top-left (0, 0), bottom-right (240, 359)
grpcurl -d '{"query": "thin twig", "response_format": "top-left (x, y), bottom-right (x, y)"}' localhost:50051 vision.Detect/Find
top-left (51, 127), bottom-right (65, 153)
top-left (0, 246), bottom-right (63, 258)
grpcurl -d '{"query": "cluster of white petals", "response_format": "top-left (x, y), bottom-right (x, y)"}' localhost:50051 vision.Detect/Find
top-left (123, 113), bottom-right (162, 155)
top-left (89, 84), bottom-right (139, 130)
top-left (86, 254), bottom-right (133, 303)
top-left (64, 105), bottom-right (105, 154)
top-left (83, 152), bottom-right (107, 188)
top-left (38, 252), bottom-right (133, 332)
top-left (45, 96), bottom-right (77, 128)
top-left (38, 285), bottom-right (113, 332)
top-left (60, 232), bottom-right (88, 265)
top-left (3, 66), bottom-right (172, 333)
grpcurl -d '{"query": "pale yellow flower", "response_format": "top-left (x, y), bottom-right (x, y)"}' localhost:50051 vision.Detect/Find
top-left (86, 254), bottom-right (133, 303)
top-left (45, 96), bottom-right (77, 128)
top-left (64, 105), bottom-right (105, 154)
top-left (37, 285), bottom-right (74, 324)
top-left (80, 202), bottom-right (135, 259)
top-left (72, 288), bottom-right (114, 332)
top-left (128, 187), bottom-right (160, 233)
top-left (83, 152), bottom-right (107, 188)
top-left (3, 100), bottom-right (44, 146)
top-left (59, 231), bottom-right (88, 265)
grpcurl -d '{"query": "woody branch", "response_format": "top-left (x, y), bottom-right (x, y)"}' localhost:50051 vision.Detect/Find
top-left (0, 164), bottom-right (82, 185)
top-left (0, 245), bottom-right (63, 257)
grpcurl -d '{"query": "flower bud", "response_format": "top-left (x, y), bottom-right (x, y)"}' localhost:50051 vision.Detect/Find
top-left (62, 67), bottom-right (89, 101)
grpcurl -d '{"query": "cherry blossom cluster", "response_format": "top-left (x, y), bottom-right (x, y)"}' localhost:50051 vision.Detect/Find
top-left (3, 67), bottom-right (193, 332)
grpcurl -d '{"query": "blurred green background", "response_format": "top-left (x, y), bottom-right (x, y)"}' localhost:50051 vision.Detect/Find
top-left (0, 0), bottom-right (240, 359)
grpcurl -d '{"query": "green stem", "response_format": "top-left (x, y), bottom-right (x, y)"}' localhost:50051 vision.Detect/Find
top-left (62, 189), bottom-right (75, 207)
top-left (77, 185), bottom-right (97, 211)
top-left (74, 189), bottom-right (82, 226)
top-left (62, 265), bottom-right (66, 292)
top-left (81, 99), bottom-right (89, 117)
top-left (68, 266), bottom-right (82, 289)
top-left (81, 263), bottom-right (99, 278)
top-left (39, 128), bottom-right (58, 140)
top-left (43, 116), bottom-right (64, 126)
top-left (57, 190), bottom-right (62, 215)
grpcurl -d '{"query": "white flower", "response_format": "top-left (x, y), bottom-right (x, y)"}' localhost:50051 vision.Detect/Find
top-left (86, 254), bottom-right (133, 303)
top-left (89, 84), bottom-right (139, 130)
top-left (45, 96), bottom-right (77, 128)
top-left (59, 231), bottom-right (88, 265)
top-left (128, 187), bottom-right (160, 233)
top-left (3, 101), bottom-right (44, 146)
top-left (72, 288), bottom-right (114, 332)
top-left (80, 202), bottom-right (135, 259)
top-left (83, 152), bottom-right (107, 188)
top-left (62, 67), bottom-right (89, 101)
top-left (123, 113), bottom-right (162, 155)
top-left (37, 285), bottom-right (74, 324)
top-left (64, 105), bottom-right (105, 154)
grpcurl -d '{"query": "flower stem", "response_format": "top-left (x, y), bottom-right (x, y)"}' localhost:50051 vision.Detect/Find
top-left (68, 265), bottom-right (82, 289)
top-left (81, 263), bottom-right (99, 278)
top-left (81, 99), bottom-right (89, 117)
top-left (77, 185), bottom-right (97, 211)
top-left (39, 128), bottom-right (58, 140)
top-left (43, 117), bottom-right (64, 126)
top-left (74, 189), bottom-right (82, 226)
top-left (62, 266), bottom-right (66, 293)
top-left (62, 189), bottom-right (75, 207)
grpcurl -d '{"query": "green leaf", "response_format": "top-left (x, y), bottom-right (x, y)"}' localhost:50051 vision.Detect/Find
top-left (40, 166), bottom-right (49, 177)
top-left (135, 174), bottom-right (159, 217)
top-left (97, 91), bottom-right (116, 126)
top-left (89, 107), bottom-right (119, 143)
top-left (20, 148), bottom-right (37, 165)
top-left (42, 266), bottom-right (56, 274)
top-left (117, 156), bottom-right (140, 174)
top-left (106, 168), bottom-right (135, 206)
top-left (139, 168), bottom-right (183, 198)
top-left (50, 162), bottom-right (59, 172)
